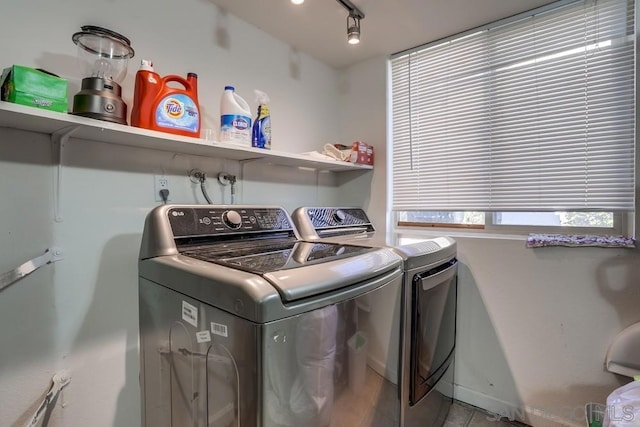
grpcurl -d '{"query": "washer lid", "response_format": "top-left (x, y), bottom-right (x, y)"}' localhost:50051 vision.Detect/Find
top-left (180, 240), bottom-right (400, 302)
top-left (183, 240), bottom-right (373, 273)
top-left (263, 245), bottom-right (402, 301)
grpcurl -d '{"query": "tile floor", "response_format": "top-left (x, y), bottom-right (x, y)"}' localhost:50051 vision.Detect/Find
top-left (445, 400), bottom-right (529, 427)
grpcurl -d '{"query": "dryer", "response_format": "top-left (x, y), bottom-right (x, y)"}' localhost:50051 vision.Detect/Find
top-left (291, 207), bottom-right (458, 427)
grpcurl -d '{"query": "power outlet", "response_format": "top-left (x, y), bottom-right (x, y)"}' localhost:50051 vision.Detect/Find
top-left (154, 175), bottom-right (170, 202)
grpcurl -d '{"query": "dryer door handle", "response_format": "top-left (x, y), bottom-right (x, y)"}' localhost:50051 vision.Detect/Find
top-left (418, 263), bottom-right (457, 292)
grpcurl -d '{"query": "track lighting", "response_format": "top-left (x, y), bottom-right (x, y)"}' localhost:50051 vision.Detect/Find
top-left (347, 11), bottom-right (361, 44)
top-left (335, 0), bottom-right (365, 45)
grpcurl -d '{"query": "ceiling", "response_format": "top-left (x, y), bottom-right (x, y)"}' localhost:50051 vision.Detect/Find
top-left (209, 0), bottom-right (558, 69)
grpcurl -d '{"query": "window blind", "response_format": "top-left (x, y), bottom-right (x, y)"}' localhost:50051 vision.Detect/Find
top-left (390, 0), bottom-right (635, 212)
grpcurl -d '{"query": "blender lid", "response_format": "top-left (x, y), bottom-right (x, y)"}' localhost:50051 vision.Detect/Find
top-left (72, 25), bottom-right (134, 59)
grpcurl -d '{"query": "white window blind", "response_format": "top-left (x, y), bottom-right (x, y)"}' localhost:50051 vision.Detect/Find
top-left (391, 0), bottom-right (635, 212)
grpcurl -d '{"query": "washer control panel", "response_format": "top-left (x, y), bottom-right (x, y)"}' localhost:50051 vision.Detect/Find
top-left (168, 206), bottom-right (294, 238)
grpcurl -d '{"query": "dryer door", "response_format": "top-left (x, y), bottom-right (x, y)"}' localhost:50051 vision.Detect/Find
top-left (409, 260), bottom-right (457, 405)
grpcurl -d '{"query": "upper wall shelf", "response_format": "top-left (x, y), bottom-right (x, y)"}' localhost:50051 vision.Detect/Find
top-left (0, 101), bottom-right (373, 172)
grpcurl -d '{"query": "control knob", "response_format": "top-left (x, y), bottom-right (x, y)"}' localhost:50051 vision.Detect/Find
top-left (222, 210), bottom-right (242, 229)
top-left (333, 209), bottom-right (346, 224)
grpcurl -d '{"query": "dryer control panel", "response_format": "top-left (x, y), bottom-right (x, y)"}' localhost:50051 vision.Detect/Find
top-left (305, 207), bottom-right (372, 228)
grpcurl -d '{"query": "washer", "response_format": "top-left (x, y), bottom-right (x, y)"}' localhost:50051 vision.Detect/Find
top-left (138, 204), bottom-right (406, 426)
top-left (291, 207), bottom-right (458, 427)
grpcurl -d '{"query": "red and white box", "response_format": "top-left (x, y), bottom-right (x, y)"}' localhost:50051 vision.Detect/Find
top-left (350, 141), bottom-right (374, 166)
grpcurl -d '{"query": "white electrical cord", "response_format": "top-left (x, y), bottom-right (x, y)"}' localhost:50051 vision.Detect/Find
top-left (23, 371), bottom-right (71, 427)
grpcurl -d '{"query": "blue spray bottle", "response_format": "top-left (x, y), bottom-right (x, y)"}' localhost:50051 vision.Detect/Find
top-left (252, 90), bottom-right (271, 149)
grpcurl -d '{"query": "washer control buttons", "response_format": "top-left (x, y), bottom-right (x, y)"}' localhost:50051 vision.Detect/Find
top-left (333, 209), bottom-right (346, 224)
top-left (222, 210), bottom-right (242, 229)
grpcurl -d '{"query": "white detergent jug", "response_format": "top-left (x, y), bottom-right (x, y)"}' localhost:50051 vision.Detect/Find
top-left (220, 86), bottom-right (252, 146)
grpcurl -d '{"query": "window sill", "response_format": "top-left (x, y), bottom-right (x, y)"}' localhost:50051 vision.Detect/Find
top-left (526, 234), bottom-right (636, 249)
top-left (394, 226), bottom-right (636, 248)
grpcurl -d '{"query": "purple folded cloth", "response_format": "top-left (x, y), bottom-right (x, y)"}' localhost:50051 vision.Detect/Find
top-left (526, 233), bottom-right (636, 248)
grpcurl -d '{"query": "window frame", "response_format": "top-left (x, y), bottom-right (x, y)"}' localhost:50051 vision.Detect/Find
top-left (394, 210), bottom-right (629, 236)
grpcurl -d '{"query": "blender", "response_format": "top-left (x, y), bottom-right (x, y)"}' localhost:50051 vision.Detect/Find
top-left (71, 26), bottom-right (135, 125)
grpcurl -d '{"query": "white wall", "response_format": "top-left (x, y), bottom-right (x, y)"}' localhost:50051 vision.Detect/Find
top-left (0, 1), bottom-right (368, 426)
top-left (336, 55), bottom-right (388, 229)
top-left (336, 54), bottom-right (640, 427)
top-left (452, 236), bottom-right (638, 427)
top-left (1, 0), bottom-right (339, 153)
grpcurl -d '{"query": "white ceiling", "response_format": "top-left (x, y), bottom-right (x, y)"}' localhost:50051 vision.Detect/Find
top-left (209, 0), bottom-right (558, 69)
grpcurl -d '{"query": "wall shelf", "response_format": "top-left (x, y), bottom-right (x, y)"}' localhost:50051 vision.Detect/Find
top-left (0, 101), bottom-right (373, 172)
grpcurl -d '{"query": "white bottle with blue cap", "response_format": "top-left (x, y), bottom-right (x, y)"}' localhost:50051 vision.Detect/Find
top-left (220, 86), bottom-right (252, 145)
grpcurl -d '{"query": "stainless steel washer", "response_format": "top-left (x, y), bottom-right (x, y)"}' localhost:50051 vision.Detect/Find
top-left (138, 204), bottom-right (406, 427)
top-left (291, 207), bottom-right (458, 427)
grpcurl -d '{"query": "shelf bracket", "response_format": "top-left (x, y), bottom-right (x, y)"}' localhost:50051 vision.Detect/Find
top-left (0, 247), bottom-right (64, 293)
top-left (51, 126), bottom-right (79, 223)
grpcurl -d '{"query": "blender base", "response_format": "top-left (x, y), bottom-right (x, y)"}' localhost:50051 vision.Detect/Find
top-left (72, 77), bottom-right (128, 125)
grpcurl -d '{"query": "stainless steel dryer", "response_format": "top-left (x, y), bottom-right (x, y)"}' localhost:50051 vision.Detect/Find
top-left (138, 204), bottom-right (406, 427)
top-left (291, 207), bottom-right (458, 427)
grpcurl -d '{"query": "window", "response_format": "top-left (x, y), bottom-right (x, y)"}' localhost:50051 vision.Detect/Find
top-left (390, 0), bottom-right (635, 234)
top-left (397, 211), bottom-right (485, 228)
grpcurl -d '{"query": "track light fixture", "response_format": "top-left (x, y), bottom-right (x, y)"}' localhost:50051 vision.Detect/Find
top-left (347, 11), bottom-right (361, 44)
top-left (336, 0), bottom-right (365, 45)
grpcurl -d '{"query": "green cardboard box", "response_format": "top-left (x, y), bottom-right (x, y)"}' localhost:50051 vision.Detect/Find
top-left (0, 65), bottom-right (67, 112)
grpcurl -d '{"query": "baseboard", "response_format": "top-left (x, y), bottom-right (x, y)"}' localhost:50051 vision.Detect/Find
top-left (453, 385), bottom-right (584, 427)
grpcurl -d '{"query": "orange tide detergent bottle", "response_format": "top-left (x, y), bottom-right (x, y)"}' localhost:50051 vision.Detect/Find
top-left (131, 60), bottom-right (201, 137)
